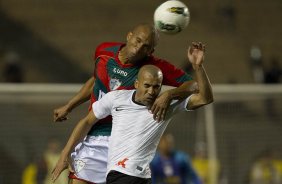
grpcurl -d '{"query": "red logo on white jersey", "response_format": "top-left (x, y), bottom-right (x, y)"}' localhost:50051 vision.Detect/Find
top-left (117, 158), bottom-right (128, 168)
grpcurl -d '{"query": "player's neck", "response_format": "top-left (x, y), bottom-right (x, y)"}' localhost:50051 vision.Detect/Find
top-left (118, 47), bottom-right (139, 65)
top-left (134, 93), bottom-right (145, 106)
top-left (118, 48), bottom-right (130, 64)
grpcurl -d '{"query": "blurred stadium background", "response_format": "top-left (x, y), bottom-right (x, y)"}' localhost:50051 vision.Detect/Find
top-left (0, 0), bottom-right (281, 184)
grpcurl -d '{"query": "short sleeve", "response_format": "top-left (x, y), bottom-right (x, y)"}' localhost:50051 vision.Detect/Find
top-left (166, 95), bottom-right (194, 119)
top-left (92, 91), bottom-right (115, 119)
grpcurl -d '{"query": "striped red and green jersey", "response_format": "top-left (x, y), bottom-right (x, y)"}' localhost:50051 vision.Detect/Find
top-left (88, 42), bottom-right (193, 136)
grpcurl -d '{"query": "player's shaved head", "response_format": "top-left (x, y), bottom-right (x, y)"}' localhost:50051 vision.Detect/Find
top-left (132, 23), bottom-right (159, 47)
top-left (137, 65), bottom-right (163, 81)
top-left (134, 65), bottom-right (163, 106)
top-left (120, 23), bottom-right (161, 65)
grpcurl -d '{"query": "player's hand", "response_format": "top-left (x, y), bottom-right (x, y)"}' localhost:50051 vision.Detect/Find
top-left (188, 42), bottom-right (205, 70)
top-left (150, 91), bottom-right (172, 122)
top-left (53, 105), bottom-right (69, 122)
top-left (51, 155), bottom-right (69, 182)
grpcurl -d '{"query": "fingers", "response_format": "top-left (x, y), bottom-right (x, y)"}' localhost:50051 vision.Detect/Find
top-left (151, 104), bottom-right (166, 122)
top-left (153, 111), bottom-right (163, 122)
top-left (53, 115), bottom-right (68, 122)
top-left (188, 46), bottom-right (192, 55)
top-left (156, 108), bottom-right (166, 122)
top-left (150, 103), bottom-right (159, 121)
top-left (53, 110), bottom-right (58, 122)
top-left (55, 117), bottom-right (68, 122)
top-left (53, 109), bottom-right (68, 122)
top-left (151, 92), bottom-right (171, 122)
top-left (191, 42), bottom-right (205, 51)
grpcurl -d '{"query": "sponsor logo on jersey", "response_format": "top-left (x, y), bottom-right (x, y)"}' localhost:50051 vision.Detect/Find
top-left (109, 78), bottom-right (121, 90)
top-left (113, 68), bottom-right (128, 77)
top-left (117, 158), bottom-right (128, 168)
top-left (136, 165), bottom-right (143, 171)
top-left (74, 159), bottom-right (86, 173)
top-left (115, 107), bottom-right (124, 111)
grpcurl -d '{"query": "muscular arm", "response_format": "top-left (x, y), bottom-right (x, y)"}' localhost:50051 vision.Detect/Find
top-left (186, 42), bottom-right (213, 110)
top-left (51, 111), bottom-right (98, 182)
top-left (187, 65), bottom-right (213, 109)
top-left (53, 76), bottom-right (95, 122)
top-left (166, 80), bottom-right (198, 99)
top-left (151, 42), bottom-right (213, 121)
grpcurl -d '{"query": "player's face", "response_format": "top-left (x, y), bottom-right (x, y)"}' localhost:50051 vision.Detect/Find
top-left (135, 73), bottom-right (162, 107)
top-left (125, 30), bottom-right (155, 63)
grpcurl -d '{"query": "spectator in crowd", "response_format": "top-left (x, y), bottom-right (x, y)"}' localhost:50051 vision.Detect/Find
top-left (150, 133), bottom-right (202, 184)
top-left (42, 138), bottom-right (68, 184)
top-left (22, 156), bottom-right (46, 184)
top-left (273, 156), bottom-right (282, 182)
top-left (249, 45), bottom-right (264, 83)
top-left (264, 57), bottom-right (282, 84)
top-left (249, 148), bottom-right (281, 184)
top-left (263, 57), bottom-right (282, 119)
top-left (2, 50), bottom-right (24, 83)
top-left (192, 142), bottom-right (221, 184)
top-left (22, 138), bottom-right (68, 184)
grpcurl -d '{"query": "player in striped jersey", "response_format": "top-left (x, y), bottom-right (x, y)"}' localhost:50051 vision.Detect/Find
top-left (53, 24), bottom-right (197, 184)
top-left (52, 42), bottom-right (213, 184)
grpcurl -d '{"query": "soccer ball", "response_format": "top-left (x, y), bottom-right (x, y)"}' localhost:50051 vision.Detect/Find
top-left (154, 0), bottom-right (190, 35)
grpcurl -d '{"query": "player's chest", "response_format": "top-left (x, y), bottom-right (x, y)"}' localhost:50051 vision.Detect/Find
top-left (106, 61), bottom-right (139, 90)
top-left (107, 62), bottom-right (138, 78)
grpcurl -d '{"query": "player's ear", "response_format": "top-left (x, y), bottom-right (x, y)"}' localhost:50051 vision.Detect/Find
top-left (127, 32), bottom-right (133, 41)
top-left (134, 79), bottom-right (139, 89)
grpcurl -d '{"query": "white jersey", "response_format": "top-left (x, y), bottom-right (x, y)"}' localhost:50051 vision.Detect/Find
top-left (92, 90), bottom-right (191, 179)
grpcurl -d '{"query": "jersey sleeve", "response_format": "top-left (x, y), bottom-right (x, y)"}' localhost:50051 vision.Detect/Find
top-left (93, 42), bottom-right (124, 61)
top-left (92, 91), bottom-right (115, 119)
top-left (165, 95), bottom-right (193, 119)
top-left (93, 42), bottom-right (107, 60)
top-left (92, 43), bottom-right (105, 79)
top-left (153, 57), bottom-right (193, 87)
top-left (92, 42), bottom-right (123, 76)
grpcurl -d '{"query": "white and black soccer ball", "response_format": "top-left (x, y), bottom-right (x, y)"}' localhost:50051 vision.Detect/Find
top-left (154, 0), bottom-right (190, 35)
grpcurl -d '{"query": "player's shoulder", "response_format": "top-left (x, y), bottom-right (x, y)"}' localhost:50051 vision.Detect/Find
top-left (96, 42), bottom-right (124, 51)
top-left (94, 42), bottom-right (124, 59)
top-left (108, 89), bottom-right (134, 99)
top-left (145, 55), bottom-right (176, 68)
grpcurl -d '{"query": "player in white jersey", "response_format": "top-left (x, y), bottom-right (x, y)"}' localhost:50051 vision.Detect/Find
top-left (52, 42), bottom-right (213, 184)
top-left (95, 89), bottom-right (192, 179)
